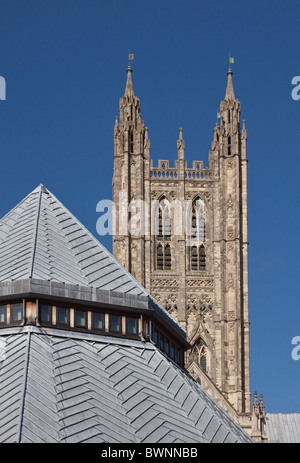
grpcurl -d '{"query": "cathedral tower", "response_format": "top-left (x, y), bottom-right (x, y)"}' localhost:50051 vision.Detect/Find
top-left (113, 64), bottom-right (251, 430)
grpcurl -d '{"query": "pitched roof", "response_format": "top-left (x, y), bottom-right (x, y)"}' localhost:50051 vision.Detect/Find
top-left (0, 185), bottom-right (185, 339)
top-left (0, 184), bottom-right (146, 294)
top-left (0, 326), bottom-right (253, 443)
top-left (266, 413), bottom-right (300, 443)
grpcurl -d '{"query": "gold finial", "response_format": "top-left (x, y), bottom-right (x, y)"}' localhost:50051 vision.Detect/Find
top-left (127, 50), bottom-right (134, 70)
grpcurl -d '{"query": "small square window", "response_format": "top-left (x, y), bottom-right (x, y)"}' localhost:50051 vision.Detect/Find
top-left (57, 307), bottom-right (70, 326)
top-left (11, 304), bottom-right (22, 323)
top-left (110, 314), bottom-right (122, 333)
top-left (75, 310), bottom-right (87, 328)
top-left (92, 312), bottom-right (105, 331)
top-left (0, 306), bottom-right (7, 324)
top-left (40, 304), bottom-right (52, 324)
top-left (126, 317), bottom-right (139, 336)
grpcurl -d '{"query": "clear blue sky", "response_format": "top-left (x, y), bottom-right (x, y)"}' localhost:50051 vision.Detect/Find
top-left (0, 0), bottom-right (299, 413)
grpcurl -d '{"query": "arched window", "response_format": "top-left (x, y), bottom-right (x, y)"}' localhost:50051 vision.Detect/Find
top-left (188, 197), bottom-right (206, 271)
top-left (191, 338), bottom-right (207, 372)
top-left (157, 198), bottom-right (171, 239)
top-left (155, 197), bottom-right (172, 270)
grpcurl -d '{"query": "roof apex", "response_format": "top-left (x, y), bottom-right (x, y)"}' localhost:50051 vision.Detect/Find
top-left (0, 185), bottom-right (186, 340)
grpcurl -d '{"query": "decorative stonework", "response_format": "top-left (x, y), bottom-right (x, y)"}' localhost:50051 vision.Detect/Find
top-left (151, 278), bottom-right (179, 288)
top-left (186, 278), bottom-right (213, 288)
top-left (112, 65), bottom-right (251, 426)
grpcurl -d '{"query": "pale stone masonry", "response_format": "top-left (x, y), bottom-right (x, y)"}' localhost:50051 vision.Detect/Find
top-left (112, 65), bottom-right (264, 437)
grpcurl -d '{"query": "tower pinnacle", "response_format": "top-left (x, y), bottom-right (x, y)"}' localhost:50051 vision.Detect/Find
top-left (124, 66), bottom-right (134, 98)
top-left (225, 68), bottom-right (235, 101)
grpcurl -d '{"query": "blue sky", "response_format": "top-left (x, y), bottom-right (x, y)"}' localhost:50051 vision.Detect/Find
top-left (0, 0), bottom-right (299, 413)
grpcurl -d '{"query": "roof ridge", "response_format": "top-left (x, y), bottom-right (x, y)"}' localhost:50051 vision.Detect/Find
top-left (29, 186), bottom-right (43, 279)
top-left (0, 184), bottom-right (47, 224)
top-left (45, 188), bottom-right (185, 334)
top-left (45, 187), bottom-right (148, 294)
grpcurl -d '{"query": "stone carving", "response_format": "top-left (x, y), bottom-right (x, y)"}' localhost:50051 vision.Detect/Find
top-left (186, 279), bottom-right (213, 288)
top-left (151, 278), bottom-right (179, 288)
top-left (112, 64), bottom-right (252, 423)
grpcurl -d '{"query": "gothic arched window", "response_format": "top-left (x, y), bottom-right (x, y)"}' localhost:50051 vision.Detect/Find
top-left (191, 338), bottom-right (207, 373)
top-left (155, 197), bottom-right (172, 270)
top-left (157, 199), bottom-right (171, 239)
top-left (188, 197), bottom-right (206, 271)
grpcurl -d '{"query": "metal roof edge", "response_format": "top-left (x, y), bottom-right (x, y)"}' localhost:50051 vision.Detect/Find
top-left (0, 278), bottom-right (149, 310)
top-left (0, 279), bottom-right (188, 346)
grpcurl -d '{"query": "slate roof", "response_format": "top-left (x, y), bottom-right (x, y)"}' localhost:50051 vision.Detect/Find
top-left (0, 184), bottom-right (147, 293)
top-left (0, 326), bottom-right (253, 443)
top-left (0, 185), bottom-right (185, 339)
top-left (266, 413), bottom-right (300, 443)
top-left (0, 185), bottom-right (253, 443)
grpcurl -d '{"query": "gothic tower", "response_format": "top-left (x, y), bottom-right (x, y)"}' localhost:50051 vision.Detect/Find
top-left (113, 64), bottom-right (251, 431)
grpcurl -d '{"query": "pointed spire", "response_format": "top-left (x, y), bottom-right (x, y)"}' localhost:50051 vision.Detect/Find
top-left (124, 66), bottom-right (134, 98)
top-left (225, 69), bottom-right (235, 101)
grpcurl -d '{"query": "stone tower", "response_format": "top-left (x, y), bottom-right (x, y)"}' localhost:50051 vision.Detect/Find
top-left (112, 64), bottom-right (252, 430)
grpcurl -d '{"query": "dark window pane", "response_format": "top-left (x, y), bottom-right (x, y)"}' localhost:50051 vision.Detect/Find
top-left (0, 306), bottom-right (6, 324)
top-left (176, 349), bottom-right (181, 364)
top-left (165, 339), bottom-right (170, 356)
top-left (171, 343), bottom-right (175, 360)
top-left (154, 328), bottom-right (159, 346)
top-left (40, 304), bottom-right (52, 324)
top-left (57, 307), bottom-right (70, 325)
top-left (164, 245), bottom-right (171, 270)
top-left (11, 304), bottom-right (22, 322)
top-left (199, 245), bottom-right (206, 270)
top-left (110, 314), bottom-right (121, 332)
top-left (126, 317), bottom-right (139, 335)
top-left (92, 312), bottom-right (105, 331)
top-left (200, 354), bottom-right (207, 372)
top-left (160, 334), bottom-right (165, 351)
top-left (75, 310), bottom-right (87, 328)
